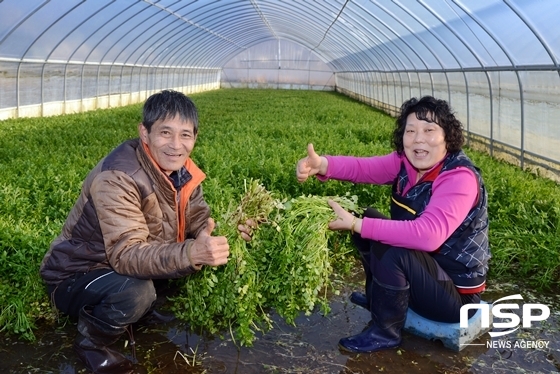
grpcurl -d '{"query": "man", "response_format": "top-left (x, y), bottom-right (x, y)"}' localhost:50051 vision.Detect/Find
top-left (40, 90), bottom-right (249, 373)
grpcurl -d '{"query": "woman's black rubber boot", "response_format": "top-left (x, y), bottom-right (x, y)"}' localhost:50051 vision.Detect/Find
top-left (349, 291), bottom-right (369, 310)
top-left (339, 278), bottom-right (409, 353)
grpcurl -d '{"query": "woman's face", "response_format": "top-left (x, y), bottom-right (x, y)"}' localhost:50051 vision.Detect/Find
top-left (403, 112), bottom-right (447, 175)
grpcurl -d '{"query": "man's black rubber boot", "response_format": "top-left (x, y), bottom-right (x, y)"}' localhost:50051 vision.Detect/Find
top-left (74, 306), bottom-right (134, 374)
top-left (339, 278), bottom-right (409, 353)
top-left (137, 309), bottom-right (176, 325)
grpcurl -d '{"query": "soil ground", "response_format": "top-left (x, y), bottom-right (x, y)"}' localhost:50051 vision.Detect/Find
top-left (1, 265), bottom-right (559, 374)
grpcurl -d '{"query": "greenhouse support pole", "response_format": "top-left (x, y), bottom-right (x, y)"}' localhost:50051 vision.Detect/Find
top-left (429, 73), bottom-right (435, 98)
top-left (488, 73), bottom-right (494, 158)
top-left (80, 63), bottom-right (85, 113)
top-left (96, 64), bottom-right (101, 110)
top-left (418, 0), bottom-right (487, 149)
top-left (397, 72), bottom-right (404, 115)
top-left (41, 62), bottom-right (45, 117)
top-left (0, 0), bottom-right (46, 67)
top-left (120, 64), bottom-right (124, 107)
top-left (446, 73), bottom-right (451, 105)
top-left (129, 65), bottom-right (135, 105)
top-left (277, 38), bottom-right (281, 90)
top-left (516, 71), bottom-right (525, 169)
top-left (63, 62), bottom-right (68, 114)
top-left (108, 64), bottom-right (114, 108)
top-left (409, 72), bottom-right (414, 102)
top-left (145, 66), bottom-right (149, 99)
top-left (463, 71), bottom-right (470, 147)
top-left (392, 72), bottom-right (397, 111)
top-left (306, 49), bottom-right (311, 89)
top-left (454, 0), bottom-right (525, 168)
top-left (16, 61), bottom-right (21, 118)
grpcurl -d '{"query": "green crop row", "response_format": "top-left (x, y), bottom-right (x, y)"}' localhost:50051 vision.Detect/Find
top-left (0, 88), bottom-right (558, 342)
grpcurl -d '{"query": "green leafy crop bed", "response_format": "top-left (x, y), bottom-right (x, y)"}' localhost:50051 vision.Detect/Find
top-left (0, 88), bottom-right (558, 343)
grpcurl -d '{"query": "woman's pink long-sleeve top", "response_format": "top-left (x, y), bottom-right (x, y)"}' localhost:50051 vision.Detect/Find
top-left (318, 151), bottom-right (478, 252)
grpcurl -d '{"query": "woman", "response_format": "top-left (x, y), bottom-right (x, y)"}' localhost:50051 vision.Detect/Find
top-left (296, 96), bottom-right (490, 353)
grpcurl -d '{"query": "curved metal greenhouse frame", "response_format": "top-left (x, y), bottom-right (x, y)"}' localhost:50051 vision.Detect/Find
top-left (1, 0), bottom-right (559, 178)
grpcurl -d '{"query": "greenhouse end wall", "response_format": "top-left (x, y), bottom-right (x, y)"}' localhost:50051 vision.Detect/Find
top-left (221, 40), bottom-right (335, 91)
top-left (0, 61), bottom-right (221, 120)
top-left (336, 71), bottom-right (560, 183)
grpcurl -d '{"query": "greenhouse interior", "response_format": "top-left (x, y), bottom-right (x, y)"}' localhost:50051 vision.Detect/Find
top-left (1, 0), bottom-right (559, 181)
top-left (1, 1), bottom-right (560, 373)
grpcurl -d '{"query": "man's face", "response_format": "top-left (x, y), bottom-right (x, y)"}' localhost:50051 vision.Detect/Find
top-left (139, 115), bottom-right (197, 175)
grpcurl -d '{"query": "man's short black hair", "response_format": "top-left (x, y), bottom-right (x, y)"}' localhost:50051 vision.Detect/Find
top-left (142, 90), bottom-right (199, 134)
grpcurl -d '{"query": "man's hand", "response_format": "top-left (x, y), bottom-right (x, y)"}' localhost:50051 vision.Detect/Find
top-left (296, 143), bottom-right (328, 183)
top-left (238, 219), bottom-right (255, 242)
top-left (188, 218), bottom-right (230, 267)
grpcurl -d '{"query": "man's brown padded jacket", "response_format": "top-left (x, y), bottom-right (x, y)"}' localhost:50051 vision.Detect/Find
top-left (40, 138), bottom-right (209, 286)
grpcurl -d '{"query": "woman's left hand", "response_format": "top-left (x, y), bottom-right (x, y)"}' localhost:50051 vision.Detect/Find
top-left (327, 200), bottom-right (361, 234)
top-left (238, 219), bottom-right (256, 242)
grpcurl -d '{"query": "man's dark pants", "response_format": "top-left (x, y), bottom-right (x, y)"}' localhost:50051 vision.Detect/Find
top-left (49, 269), bottom-right (156, 327)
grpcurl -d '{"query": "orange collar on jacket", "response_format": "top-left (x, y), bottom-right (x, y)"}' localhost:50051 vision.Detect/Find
top-left (141, 141), bottom-right (206, 242)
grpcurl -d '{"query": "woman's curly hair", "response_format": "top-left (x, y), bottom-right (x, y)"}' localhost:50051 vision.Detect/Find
top-left (392, 96), bottom-right (464, 155)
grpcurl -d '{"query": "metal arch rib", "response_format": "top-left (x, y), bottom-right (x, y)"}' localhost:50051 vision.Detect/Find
top-left (350, 2), bottom-right (431, 72)
top-left (250, 0), bottom-right (277, 40)
top-left (503, 0), bottom-right (559, 75)
top-left (109, 2), bottom-right (185, 67)
top-left (45, 1), bottom-right (117, 63)
top-left (309, 0), bottom-right (350, 54)
top-left (0, 0), bottom-right (49, 47)
top-left (419, 0), bottom-right (489, 144)
top-left (18, 1), bottom-right (86, 61)
top-left (142, 0), bottom-right (246, 49)
top-left (362, 1), bottom-right (435, 95)
top-left (451, 0), bottom-right (525, 168)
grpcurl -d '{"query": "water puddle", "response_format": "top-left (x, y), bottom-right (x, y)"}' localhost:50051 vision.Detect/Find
top-left (1, 266), bottom-right (559, 373)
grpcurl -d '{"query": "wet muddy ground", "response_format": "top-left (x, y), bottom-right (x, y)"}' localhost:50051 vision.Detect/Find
top-left (2, 266), bottom-right (559, 374)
